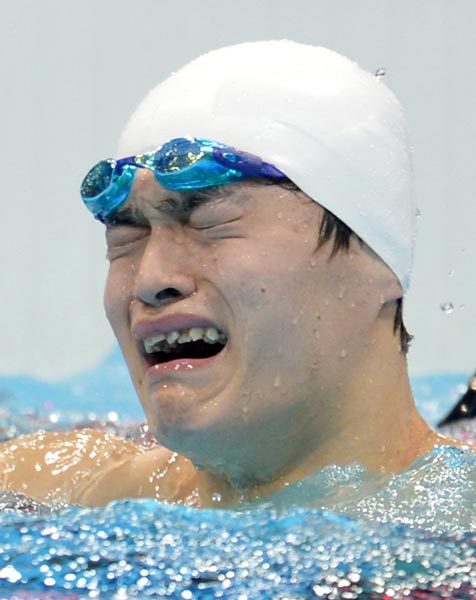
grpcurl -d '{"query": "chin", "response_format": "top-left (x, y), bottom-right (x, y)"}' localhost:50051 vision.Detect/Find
top-left (151, 401), bottom-right (240, 458)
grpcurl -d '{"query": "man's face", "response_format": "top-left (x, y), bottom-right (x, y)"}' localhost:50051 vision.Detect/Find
top-left (104, 171), bottom-right (393, 475)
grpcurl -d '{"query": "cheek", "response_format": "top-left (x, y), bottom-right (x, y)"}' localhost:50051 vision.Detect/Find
top-left (213, 236), bottom-right (298, 294)
top-left (103, 264), bottom-right (133, 336)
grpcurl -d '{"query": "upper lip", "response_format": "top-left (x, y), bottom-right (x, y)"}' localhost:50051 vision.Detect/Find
top-left (131, 313), bottom-right (227, 342)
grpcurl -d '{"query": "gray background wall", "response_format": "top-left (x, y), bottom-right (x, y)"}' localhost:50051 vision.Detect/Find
top-left (1, 0), bottom-right (475, 380)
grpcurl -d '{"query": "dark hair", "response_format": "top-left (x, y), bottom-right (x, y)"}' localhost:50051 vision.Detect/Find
top-left (254, 177), bottom-right (413, 354)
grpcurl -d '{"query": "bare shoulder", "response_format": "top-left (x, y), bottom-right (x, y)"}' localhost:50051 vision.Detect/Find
top-left (0, 428), bottom-right (145, 505)
top-left (0, 429), bottom-right (197, 506)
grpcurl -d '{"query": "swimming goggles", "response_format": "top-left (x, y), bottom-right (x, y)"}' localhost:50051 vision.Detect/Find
top-left (80, 136), bottom-right (287, 222)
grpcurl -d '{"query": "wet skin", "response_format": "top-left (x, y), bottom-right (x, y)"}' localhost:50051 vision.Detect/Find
top-left (0, 174), bottom-right (466, 507)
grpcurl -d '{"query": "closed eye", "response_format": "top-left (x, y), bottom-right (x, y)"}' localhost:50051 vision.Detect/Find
top-left (191, 216), bottom-right (242, 230)
top-left (105, 224), bottom-right (150, 256)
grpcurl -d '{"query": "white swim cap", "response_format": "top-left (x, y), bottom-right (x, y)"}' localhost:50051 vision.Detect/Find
top-left (118, 40), bottom-right (416, 291)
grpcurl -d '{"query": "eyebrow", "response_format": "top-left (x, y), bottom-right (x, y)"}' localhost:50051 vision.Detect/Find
top-left (105, 185), bottom-right (234, 226)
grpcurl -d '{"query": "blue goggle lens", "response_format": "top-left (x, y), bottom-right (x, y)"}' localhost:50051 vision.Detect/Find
top-left (81, 160), bottom-right (115, 199)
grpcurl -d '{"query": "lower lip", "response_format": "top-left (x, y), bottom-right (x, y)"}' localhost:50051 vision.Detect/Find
top-left (144, 348), bottom-right (226, 380)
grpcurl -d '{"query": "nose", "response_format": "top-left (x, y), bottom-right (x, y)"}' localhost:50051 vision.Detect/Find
top-left (133, 226), bottom-right (197, 308)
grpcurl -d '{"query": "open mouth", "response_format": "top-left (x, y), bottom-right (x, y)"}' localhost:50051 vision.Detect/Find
top-left (142, 327), bottom-right (228, 367)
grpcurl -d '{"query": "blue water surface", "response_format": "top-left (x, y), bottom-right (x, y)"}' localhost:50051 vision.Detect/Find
top-left (0, 348), bottom-right (475, 599)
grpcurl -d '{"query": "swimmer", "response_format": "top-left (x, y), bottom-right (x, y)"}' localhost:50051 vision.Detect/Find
top-left (0, 41), bottom-right (467, 507)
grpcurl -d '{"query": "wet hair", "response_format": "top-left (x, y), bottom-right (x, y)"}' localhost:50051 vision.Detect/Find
top-left (254, 177), bottom-right (413, 354)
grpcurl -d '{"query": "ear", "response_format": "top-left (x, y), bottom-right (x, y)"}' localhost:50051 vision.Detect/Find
top-left (381, 274), bottom-right (404, 305)
top-left (349, 236), bottom-right (403, 304)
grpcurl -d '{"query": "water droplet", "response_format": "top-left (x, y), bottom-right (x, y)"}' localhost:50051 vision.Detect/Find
top-left (415, 208), bottom-right (421, 218)
top-left (314, 330), bottom-right (320, 340)
top-left (310, 259), bottom-right (317, 268)
top-left (340, 349), bottom-right (347, 358)
top-left (338, 287), bottom-right (345, 300)
top-left (375, 67), bottom-right (386, 79)
top-left (273, 375), bottom-right (281, 388)
top-left (48, 412), bottom-right (59, 423)
top-left (211, 492), bottom-right (222, 503)
top-left (0, 566), bottom-right (22, 583)
top-left (276, 212), bottom-right (283, 219)
top-left (448, 269), bottom-right (454, 277)
top-left (440, 302), bottom-right (454, 314)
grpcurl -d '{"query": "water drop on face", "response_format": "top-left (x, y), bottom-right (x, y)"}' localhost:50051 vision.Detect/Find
top-left (211, 492), bottom-right (222, 503)
top-left (273, 375), bottom-right (281, 388)
top-left (340, 349), bottom-right (347, 358)
top-left (375, 67), bottom-right (386, 79)
top-left (440, 302), bottom-right (454, 314)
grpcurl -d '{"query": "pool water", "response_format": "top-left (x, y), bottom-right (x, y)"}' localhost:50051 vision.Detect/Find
top-left (0, 349), bottom-right (475, 599)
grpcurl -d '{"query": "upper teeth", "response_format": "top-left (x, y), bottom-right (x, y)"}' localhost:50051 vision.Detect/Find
top-left (144, 327), bottom-right (227, 354)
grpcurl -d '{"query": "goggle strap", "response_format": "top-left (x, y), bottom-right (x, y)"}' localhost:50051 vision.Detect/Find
top-left (212, 147), bottom-right (287, 179)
